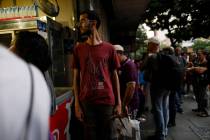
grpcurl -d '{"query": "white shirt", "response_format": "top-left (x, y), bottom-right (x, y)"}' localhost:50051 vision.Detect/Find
top-left (0, 46), bottom-right (50, 140)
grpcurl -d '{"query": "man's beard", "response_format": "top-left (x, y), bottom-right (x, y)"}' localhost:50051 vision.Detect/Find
top-left (78, 28), bottom-right (92, 43)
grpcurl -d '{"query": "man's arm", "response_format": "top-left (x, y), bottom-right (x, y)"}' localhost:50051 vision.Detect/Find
top-left (73, 68), bottom-right (84, 121)
top-left (112, 69), bottom-right (122, 115)
top-left (194, 66), bottom-right (207, 74)
top-left (123, 82), bottom-right (136, 109)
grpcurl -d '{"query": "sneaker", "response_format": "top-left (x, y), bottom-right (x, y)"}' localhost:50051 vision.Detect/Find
top-left (197, 112), bottom-right (209, 117)
top-left (137, 117), bottom-right (147, 122)
top-left (177, 108), bottom-right (184, 114)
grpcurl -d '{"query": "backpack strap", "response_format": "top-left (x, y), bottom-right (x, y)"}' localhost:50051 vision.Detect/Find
top-left (21, 64), bottom-right (34, 140)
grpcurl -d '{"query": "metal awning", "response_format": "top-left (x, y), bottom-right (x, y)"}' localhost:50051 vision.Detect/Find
top-left (102, 0), bottom-right (150, 44)
top-left (111, 0), bottom-right (150, 30)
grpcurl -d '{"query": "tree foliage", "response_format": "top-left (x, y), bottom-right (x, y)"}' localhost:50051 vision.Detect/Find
top-left (136, 25), bottom-right (147, 48)
top-left (140, 0), bottom-right (210, 47)
top-left (192, 38), bottom-right (210, 51)
top-left (130, 25), bottom-right (147, 59)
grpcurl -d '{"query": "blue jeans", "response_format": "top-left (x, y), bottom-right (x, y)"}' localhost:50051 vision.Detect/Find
top-left (150, 87), bottom-right (170, 140)
top-left (175, 88), bottom-right (183, 112)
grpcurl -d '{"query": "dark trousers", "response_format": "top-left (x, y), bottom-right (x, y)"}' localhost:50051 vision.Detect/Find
top-left (82, 103), bottom-right (113, 140)
top-left (136, 92), bottom-right (146, 118)
top-left (193, 83), bottom-right (208, 112)
top-left (169, 91), bottom-right (176, 124)
top-left (69, 101), bottom-right (84, 140)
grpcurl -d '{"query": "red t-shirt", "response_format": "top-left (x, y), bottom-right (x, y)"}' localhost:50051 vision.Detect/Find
top-left (72, 42), bottom-right (120, 105)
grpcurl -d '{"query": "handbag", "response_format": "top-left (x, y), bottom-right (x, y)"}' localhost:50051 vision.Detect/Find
top-left (129, 119), bottom-right (141, 140)
top-left (110, 115), bottom-right (141, 140)
top-left (110, 115), bottom-right (133, 140)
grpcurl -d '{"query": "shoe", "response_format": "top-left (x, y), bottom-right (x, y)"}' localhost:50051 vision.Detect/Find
top-left (144, 106), bottom-right (149, 112)
top-left (167, 122), bottom-right (176, 127)
top-left (141, 114), bottom-right (146, 118)
top-left (192, 108), bottom-right (199, 112)
top-left (197, 112), bottom-right (209, 117)
top-left (177, 108), bottom-right (184, 114)
top-left (137, 117), bottom-right (147, 122)
top-left (147, 135), bottom-right (164, 140)
top-left (147, 135), bottom-right (156, 140)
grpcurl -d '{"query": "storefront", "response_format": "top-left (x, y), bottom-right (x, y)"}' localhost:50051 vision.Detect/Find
top-left (0, 1), bottom-right (76, 140)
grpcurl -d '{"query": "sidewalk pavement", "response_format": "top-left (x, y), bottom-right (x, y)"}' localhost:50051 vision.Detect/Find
top-left (141, 94), bottom-right (210, 140)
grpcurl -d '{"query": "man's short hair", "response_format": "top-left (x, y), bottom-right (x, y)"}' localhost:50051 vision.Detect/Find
top-left (80, 10), bottom-right (101, 29)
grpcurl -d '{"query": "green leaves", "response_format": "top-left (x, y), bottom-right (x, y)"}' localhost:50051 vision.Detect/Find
top-left (140, 0), bottom-right (210, 47)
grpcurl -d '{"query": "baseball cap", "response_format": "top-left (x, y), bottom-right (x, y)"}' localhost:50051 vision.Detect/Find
top-left (147, 37), bottom-right (160, 45)
top-left (113, 44), bottom-right (124, 51)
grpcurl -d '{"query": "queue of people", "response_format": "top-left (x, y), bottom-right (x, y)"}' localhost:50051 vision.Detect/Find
top-left (1, 9), bottom-right (210, 140)
top-left (140, 37), bottom-right (210, 140)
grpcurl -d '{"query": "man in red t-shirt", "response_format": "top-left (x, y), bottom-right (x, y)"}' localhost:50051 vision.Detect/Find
top-left (72, 10), bottom-right (121, 140)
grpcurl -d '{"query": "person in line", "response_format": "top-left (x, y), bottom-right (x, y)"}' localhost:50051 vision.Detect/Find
top-left (114, 44), bottom-right (139, 118)
top-left (9, 31), bottom-right (56, 114)
top-left (0, 45), bottom-right (50, 140)
top-left (143, 37), bottom-right (170, 140)
top-left (72, 10), bottom-right (122, 140)
top-left (161, 47), bottom-right (177, 127)
top-left (189, 49), bottom-right (209, 117)
top-left (185, 53), bottom-right (197, 95)
top-left (135, 58), bottom-right (147, 122)
top-left (174, 47), bottom-right (186, 114)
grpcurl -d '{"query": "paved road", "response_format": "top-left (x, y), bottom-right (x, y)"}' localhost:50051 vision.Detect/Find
top-left (141, 94), bottom-right (210, 140)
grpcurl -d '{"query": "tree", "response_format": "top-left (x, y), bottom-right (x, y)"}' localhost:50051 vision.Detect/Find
top-left (192, 38), bottom-right (210, 51)
top-left (136, 25), bottom-right (147, 50)
top-left (140, 0), bottom-right (210, 47)
top-left (130, 25), bottom-right (147, 59)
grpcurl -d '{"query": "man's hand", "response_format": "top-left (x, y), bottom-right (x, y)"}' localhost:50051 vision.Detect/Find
top-left (114, 104), bottom-right (122, 116)
top-left (194, 67), bottom-right (207, 74)
top-left (75, 103), bottom-right (84, 122)
top-left (123, 105), bottom-right (128, 115)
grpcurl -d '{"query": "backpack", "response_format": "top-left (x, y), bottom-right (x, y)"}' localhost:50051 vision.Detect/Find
top-left (154, 53), bottom-right (184, 90)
